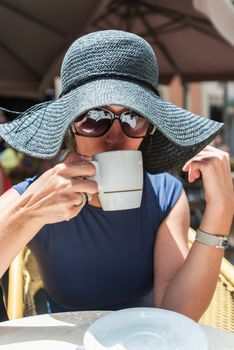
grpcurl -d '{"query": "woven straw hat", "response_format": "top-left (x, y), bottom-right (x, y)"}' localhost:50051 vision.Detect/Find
top-left (0, 30), bottom-right (223, 173)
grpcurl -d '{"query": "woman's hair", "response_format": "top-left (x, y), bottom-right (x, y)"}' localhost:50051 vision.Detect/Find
top-left (63, 127), bottom-right (77, 153)
top-left (50, 127), bottom-right (77, 164)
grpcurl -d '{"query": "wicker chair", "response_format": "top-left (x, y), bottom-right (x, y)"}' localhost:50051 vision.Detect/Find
top-left (7, 248), bottom-right (44, 320)
top-left (7, 230), bottom-right (234, 332)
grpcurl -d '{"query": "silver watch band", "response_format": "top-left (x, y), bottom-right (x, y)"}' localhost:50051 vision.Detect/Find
top-left (195, 229), bottom-right (229, 249)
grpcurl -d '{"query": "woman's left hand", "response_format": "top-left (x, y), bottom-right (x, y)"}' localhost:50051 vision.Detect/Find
top-left (182, 145), bottom-right (234, 210)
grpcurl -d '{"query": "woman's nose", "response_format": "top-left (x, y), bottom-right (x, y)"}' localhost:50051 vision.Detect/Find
top-left (104, 119), bottom-right (125, 144)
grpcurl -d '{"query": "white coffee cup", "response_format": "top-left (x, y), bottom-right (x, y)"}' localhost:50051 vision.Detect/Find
top-left (90, 150), bottom-right (143, 211)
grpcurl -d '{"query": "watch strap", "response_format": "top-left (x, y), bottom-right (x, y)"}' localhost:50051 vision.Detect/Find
top-left (195, 229), bottom-right (229, 249)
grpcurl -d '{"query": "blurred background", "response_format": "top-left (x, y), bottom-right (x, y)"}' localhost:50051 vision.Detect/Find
top-left (0, 0), bottom-right (234, 262)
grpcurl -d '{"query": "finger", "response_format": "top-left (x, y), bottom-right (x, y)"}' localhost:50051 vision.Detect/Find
top-left (183, 147), bottom-right (229, 170)
top-left (185, 146), bottom-right (230, 165)
top-left (195, 148), bottom-right (229, 158)
top-left (182, 156), bottom-right (213, 171)
top-left (16, 192), bottom-right (35, 209)
top-left (70, 178), bottom-right (98, 194)
top-left (182, 149), bottom-right (230, 170)
top-left (201, 145), bottom-right (220, 152)
top-left (188, 167), bottom-right (202, 182)
top-left (186, 158), bottom-right (213, 182)
top-left (184, 158), bottom-right (222, 179)
top-left (203, 144), bottom-right (230, 156)
top-left (54, 161), bottom-right (96, 177)
top-left (198, 145), bottom-right (226, 154)
top-left (183, 152), bottom-right (230, 173)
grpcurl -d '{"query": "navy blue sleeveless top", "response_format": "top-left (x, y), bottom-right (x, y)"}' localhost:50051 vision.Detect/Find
top-left (13, 172), bottom-right (182, 313)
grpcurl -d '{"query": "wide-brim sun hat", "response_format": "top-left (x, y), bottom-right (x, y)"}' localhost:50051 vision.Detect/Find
top-left (0, 30), bottom-right (223, 173)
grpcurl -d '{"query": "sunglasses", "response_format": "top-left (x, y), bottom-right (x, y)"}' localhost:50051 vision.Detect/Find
top-left (72, 108), bottom-right (156, 138)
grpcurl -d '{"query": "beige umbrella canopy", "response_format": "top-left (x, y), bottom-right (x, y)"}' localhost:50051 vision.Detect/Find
top-left (0, 0), bottom-right (106, 100)
top-left (1, 0), bottom-right (234, 100)
top-left (193, 0), bottom-right (234, 47)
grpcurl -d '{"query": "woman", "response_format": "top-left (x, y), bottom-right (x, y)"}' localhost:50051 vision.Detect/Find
top-left (0, 30), bottom-right (233, 321)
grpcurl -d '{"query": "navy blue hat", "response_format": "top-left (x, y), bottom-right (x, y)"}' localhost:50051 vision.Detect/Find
top-left (0, 30), bottom-right (223, 173)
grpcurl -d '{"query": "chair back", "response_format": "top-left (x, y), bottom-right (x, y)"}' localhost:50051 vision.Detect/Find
top-left (7, 248), bottom-right (43, 320)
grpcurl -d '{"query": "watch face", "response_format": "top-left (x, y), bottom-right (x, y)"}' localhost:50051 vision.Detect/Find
top-left (218, 237), bottom-right (229, 249)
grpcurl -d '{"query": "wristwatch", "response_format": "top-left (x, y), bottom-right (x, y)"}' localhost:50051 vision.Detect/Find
top-left (195, 229), bottom-right (229, 249)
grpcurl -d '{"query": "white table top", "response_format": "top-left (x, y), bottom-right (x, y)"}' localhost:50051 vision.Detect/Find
top-left (0, 311), bottom-right (234, 349)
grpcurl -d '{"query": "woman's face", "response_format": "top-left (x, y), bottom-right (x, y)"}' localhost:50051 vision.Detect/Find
top-left (74, 105), bottom-right (145, 157)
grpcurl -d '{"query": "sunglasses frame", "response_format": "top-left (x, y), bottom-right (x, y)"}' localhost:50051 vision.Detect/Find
top-left (72, 107), bottom-right (156, 139)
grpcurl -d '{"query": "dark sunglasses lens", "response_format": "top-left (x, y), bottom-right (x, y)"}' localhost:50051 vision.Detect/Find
top-left (121, 112), bottom-right (149, 137)
top-left (74, 109), bottom-right (112, 136)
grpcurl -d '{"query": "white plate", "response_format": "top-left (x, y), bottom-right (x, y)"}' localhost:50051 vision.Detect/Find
top-left (83, 307), bottom-right (208, 350)
top-left (0, 340), bottom-right (79, 350)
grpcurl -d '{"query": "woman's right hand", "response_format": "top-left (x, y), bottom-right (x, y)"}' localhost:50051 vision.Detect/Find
top-left (17, 153), bottom-right (97, 226)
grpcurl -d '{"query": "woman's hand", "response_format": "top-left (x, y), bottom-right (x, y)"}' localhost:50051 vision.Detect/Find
top-left (182, 145), bottom-right (234, 214)
top-left (17, 153), bottom-right (97, 226)
top-left (182, 145), bottom-right (233, 235)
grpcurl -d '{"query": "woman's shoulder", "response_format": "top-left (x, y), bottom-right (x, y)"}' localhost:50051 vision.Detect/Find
top-left (13, 175), bottom-right (38, 195)
top-left (145, 171), bottom-right (182, 191)
top-left (144, 172), bottom-right (183, 217)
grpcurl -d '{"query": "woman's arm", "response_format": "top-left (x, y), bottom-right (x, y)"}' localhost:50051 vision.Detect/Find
top-left (0, 153), bottom-right (97, 278)
top-left (0, 188), bottom-right (44, 278)
top-left (154, 146), bottom-right (234, 321)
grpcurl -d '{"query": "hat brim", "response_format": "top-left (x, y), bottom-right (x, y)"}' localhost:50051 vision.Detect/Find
top-left (0, 78), bottom-right (223, 173)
